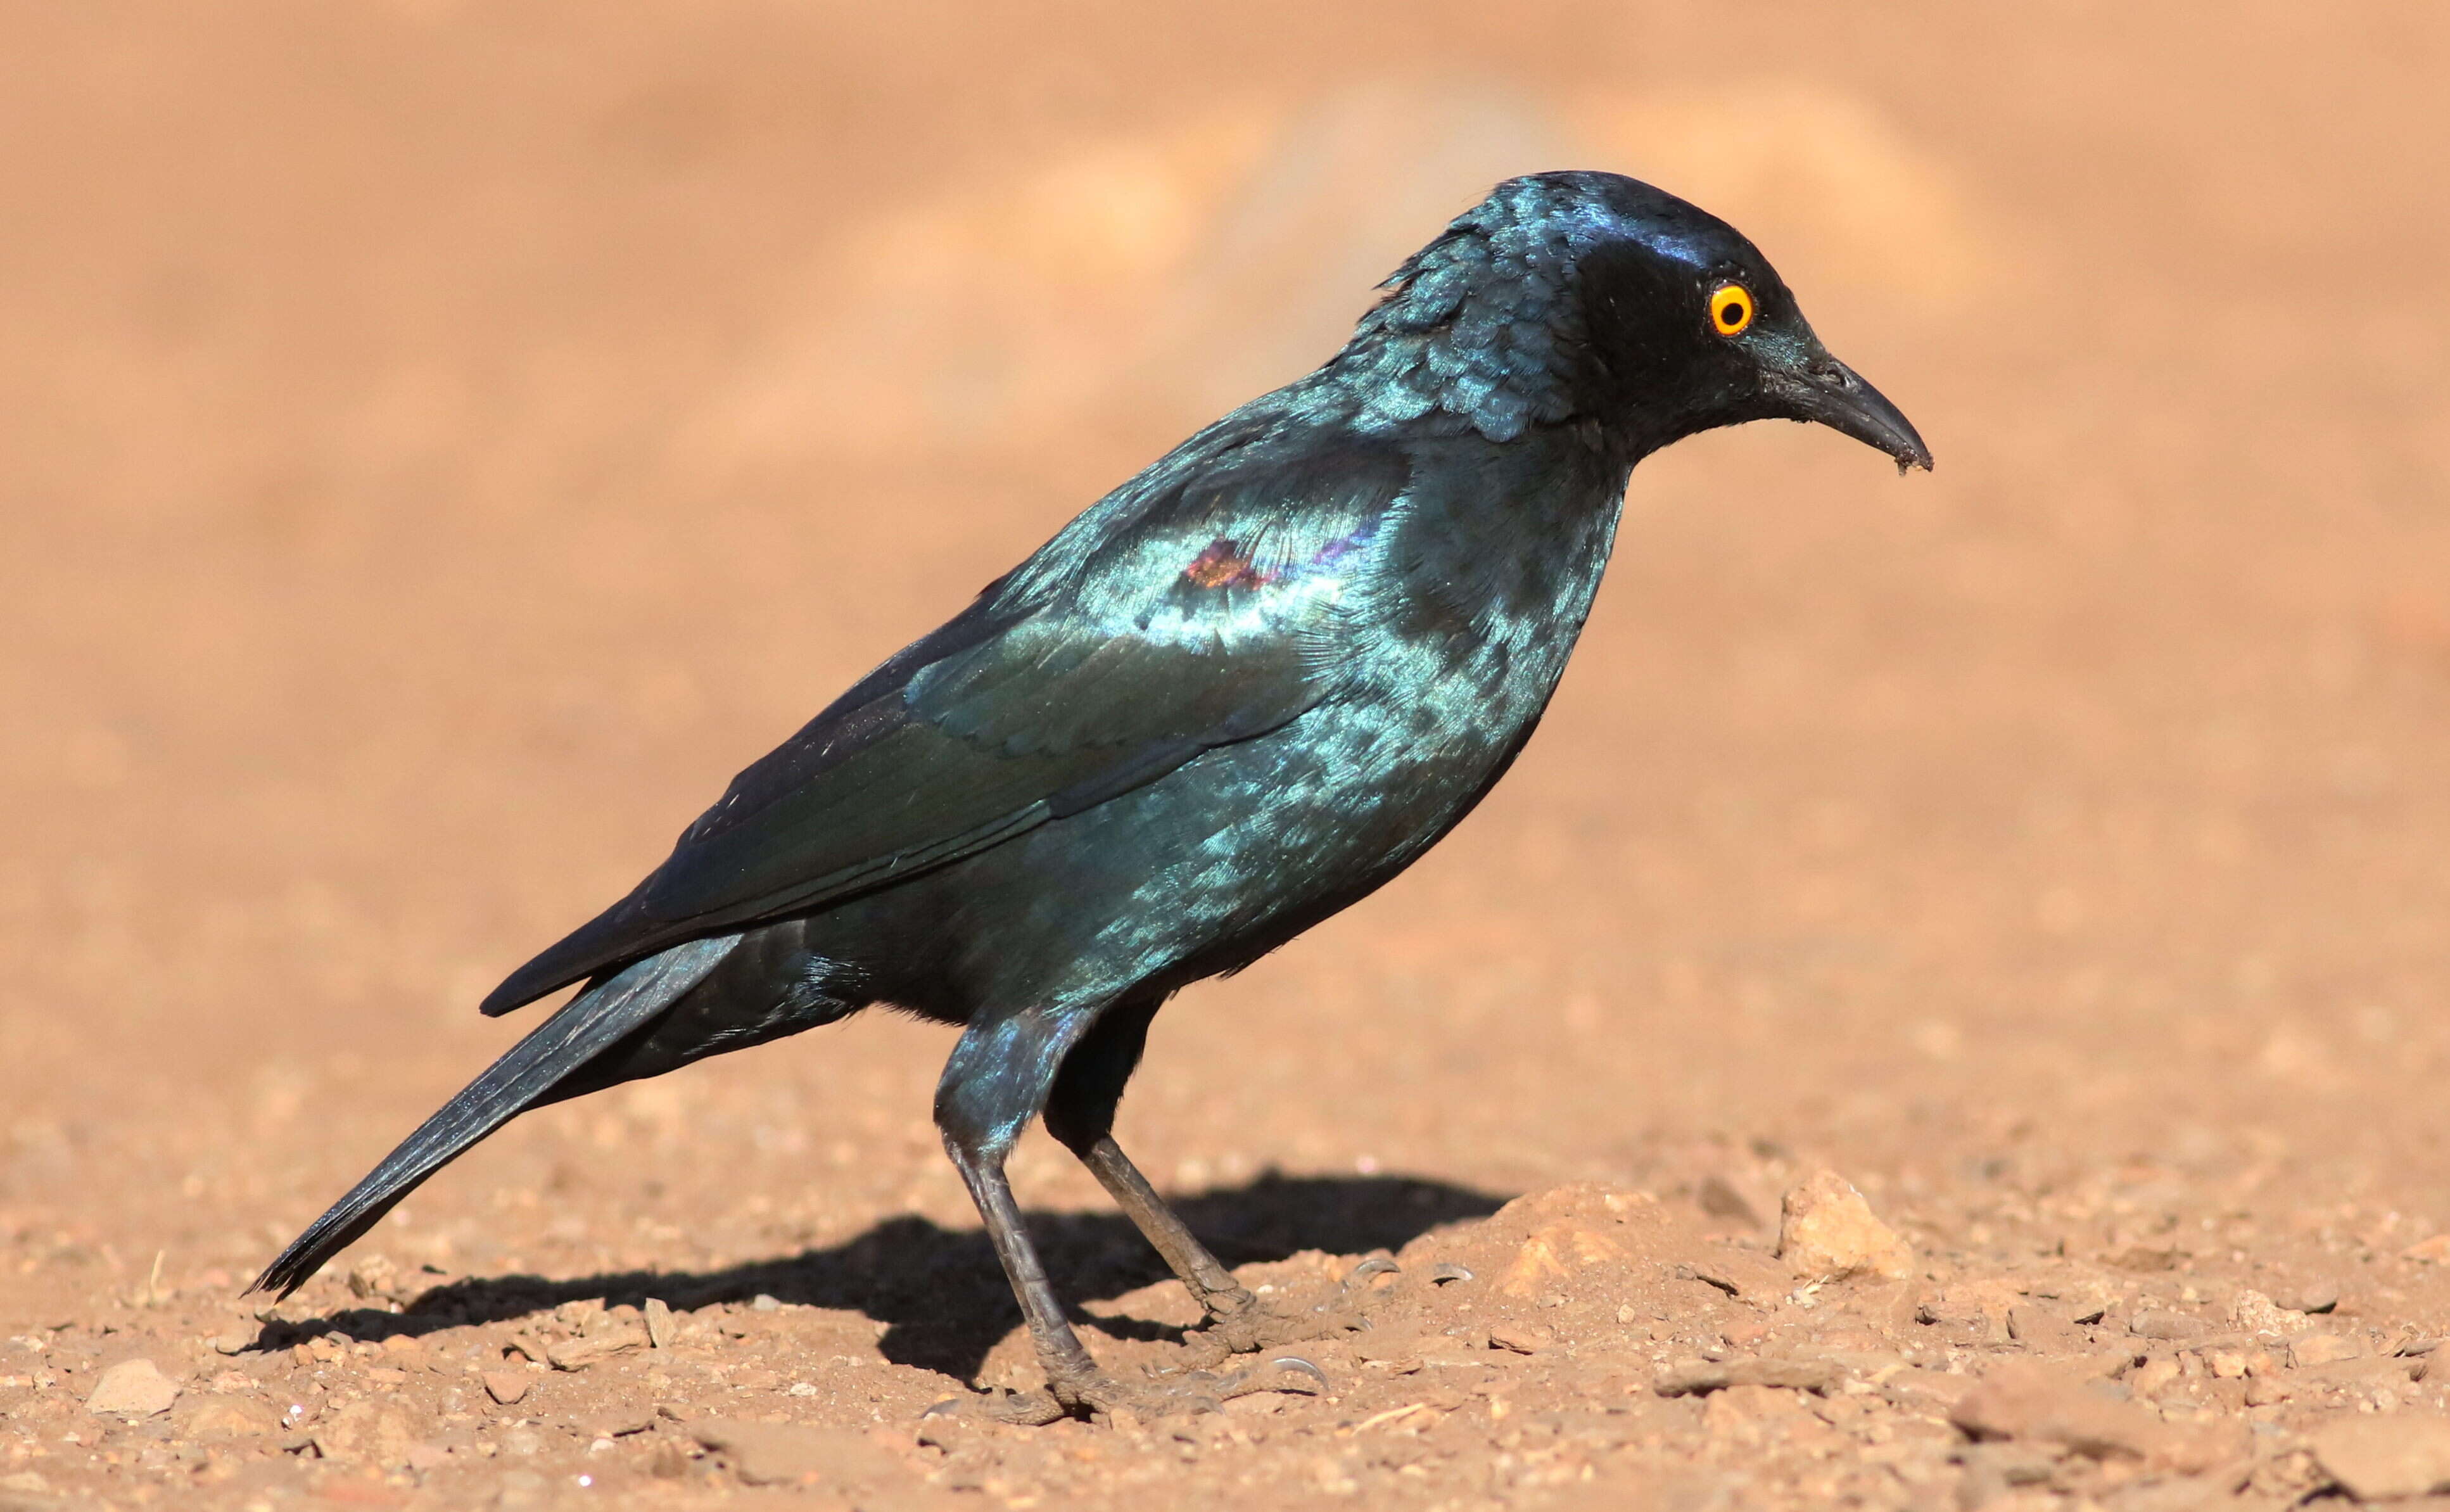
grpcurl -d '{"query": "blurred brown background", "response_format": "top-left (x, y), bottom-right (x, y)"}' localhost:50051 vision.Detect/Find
top-left (4, 0), bottom-right (2450, 1467)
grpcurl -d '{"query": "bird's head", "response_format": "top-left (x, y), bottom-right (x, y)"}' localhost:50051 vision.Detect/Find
top-left (1346, 170), bottom-right (1932, 473)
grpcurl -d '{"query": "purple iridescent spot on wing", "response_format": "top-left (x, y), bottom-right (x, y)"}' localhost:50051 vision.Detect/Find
top-left (1306, 523), bottom-right (1375, 569)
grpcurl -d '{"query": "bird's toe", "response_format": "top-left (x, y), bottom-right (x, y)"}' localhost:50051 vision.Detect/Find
top-left (1196, 1261), bottom-right (1393, 1356)
top-left (924, 1387), bottom-right (1072, 1428)
top-left (1050, 1359), bottom-right (1326, 1425)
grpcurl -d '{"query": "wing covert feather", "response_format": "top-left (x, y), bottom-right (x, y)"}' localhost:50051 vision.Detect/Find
top-left (479, 443), bottom-right (1407, 1015)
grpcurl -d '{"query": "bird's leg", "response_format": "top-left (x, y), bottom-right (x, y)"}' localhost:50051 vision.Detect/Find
top-left (934, 1005), bottom-right (1321, 1424)
top-left (1041, 998), bottom-right (1255, 1320)
top-left (1043, 999), bottom-right (1371, 1356)
top-left (938, 1125), bottom-right (1098, 1420)
top-left (1065, 1134), bottom-right (1378, 1356)
top-left (1072, 1134), bottom-right (1255, 1318)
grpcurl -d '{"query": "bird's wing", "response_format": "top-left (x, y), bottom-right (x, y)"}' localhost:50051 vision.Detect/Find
top-left (479, 442), bottom-right (1409, 1015)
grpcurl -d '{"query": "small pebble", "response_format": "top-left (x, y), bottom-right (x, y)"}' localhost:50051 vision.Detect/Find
top-left (2272, 1280), bottom-right (2340, 1314)
top-left (2233, 1290), bottom-right (2312, 1338)
top-left (1777, 1171), bottom-right (1913, 1282)
top-left (1656, 1357), bottom-right (1842, 1397)
top-left (86, 1358), bottom-right (179, 1418)
top-left (2292, 1332), bottom-right (2367, 1368)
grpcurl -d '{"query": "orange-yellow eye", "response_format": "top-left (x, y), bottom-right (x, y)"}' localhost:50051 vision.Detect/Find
top-left (1709, 283), bottom-right (1755, 337)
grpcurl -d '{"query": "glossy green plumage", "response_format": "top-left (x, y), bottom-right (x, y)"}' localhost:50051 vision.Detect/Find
top-left (258, 170), bottom-right (1927, 1312)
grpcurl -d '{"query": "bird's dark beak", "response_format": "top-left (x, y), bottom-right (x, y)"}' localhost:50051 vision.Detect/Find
top-left (1760, 348), bottom-right (1933, 474)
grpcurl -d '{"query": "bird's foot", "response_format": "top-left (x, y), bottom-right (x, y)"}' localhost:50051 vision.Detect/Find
top-left (1196, 1257), bottom-right (1397, 1357)
top-left (953, 1356), bottom-right (1328, 1427)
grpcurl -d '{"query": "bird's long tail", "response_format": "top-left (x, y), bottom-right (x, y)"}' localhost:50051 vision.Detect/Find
top-left (251, 932), bottom-right (741, 1299)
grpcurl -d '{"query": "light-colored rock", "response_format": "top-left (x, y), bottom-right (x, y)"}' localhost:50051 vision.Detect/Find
top-left (1656, 1357), bottom-right (1843, 1397)
top-left (643, 1297), bottom-right (676, 1349)
top-left (1677, 1247), bottom-right (1792, 1300)
top-left (312, 1399), bottom-right (418, 1466)
top-left (2127, 1357), bottom-right (2181, 1397)
top-left (2234, 1288), bottom-right (2316, 1337)
top-left (1701, 1382), bottom-right (1811, 1435)
top-left (2291, 1331), bottom-right (2367, 1368)
top-left (581, 1409), bottom-right (657, 1440)
top-left (481, 1370), bottom-right (533, 1406)
top-left (1950, 1361), bottom-right (2244, 1473)
top-left (1776, 1171), bottom-right (1914, 1282)
top-left (547, 1318), bottom-right (649, 1370)
top-left (346, 1253), bottom-right (400, 1300)
top-left (2311, 1414), bottom-right (2450, 1500)
top-left (311, 1401), bottom-right (421, 1470)
top-left (1497, 1223), bottom-right (1625, 1298)
top-left (2271, 1279), bottom-right (2341, 1314)
top-left (172, 1394), bottom-right (281, 1439)
top-left (86, 1358), bottom-right (179, 1418)
top-left (1884, 1366), bottom-right (1979, 1413)
top-left (311, 1401), bottom-right (416, 1470)
top-left (689, 1417), bottom-right (902, 1489)
top-left (583, 1304), bottom-right (642, 1337)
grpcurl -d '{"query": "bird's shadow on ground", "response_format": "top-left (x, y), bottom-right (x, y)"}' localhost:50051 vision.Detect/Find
top-left (265, 1172), bottom-right (1506, 1383)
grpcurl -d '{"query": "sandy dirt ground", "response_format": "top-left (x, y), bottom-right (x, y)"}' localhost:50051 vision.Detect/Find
top-left (6, 4), bottom-right (2450, 1509)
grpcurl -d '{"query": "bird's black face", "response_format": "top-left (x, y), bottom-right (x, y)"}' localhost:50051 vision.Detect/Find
top-left (1561, 175), bottom-right (1933, 472)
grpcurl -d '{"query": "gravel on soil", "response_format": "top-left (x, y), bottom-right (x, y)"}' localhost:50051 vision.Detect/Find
top-left (7, 4), bottom-right (2450, 1511)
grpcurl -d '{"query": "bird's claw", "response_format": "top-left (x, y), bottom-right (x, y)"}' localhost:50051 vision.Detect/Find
top-left (1193, 1259), bottom-right (1395, 1359)
top-left (1260, 1355), bottom-right (1330, 1394)
top-left (1340, 1256), bottom-right (1401, 1290)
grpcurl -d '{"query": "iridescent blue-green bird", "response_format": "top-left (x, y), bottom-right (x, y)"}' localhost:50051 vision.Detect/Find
top-left (258, 171), bottom-right (1929, 1421)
